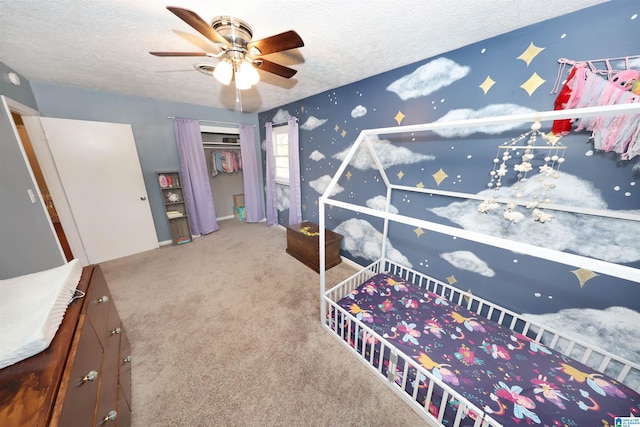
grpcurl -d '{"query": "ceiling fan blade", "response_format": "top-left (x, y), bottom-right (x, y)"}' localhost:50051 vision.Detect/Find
top-left (150, 51), bottom-right (208, 57)
top-left (253, 58), bottom-right (298, 78)
top-left (166, 6), bottom-right (230, 48)
top-left (248, 30), bottom-right (304, 56)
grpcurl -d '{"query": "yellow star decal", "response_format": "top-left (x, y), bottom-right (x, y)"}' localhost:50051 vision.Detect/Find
top-left (314, 199), bottom-right (318, 206)
top-left (432, 168), bottom-right (449, 186)
top-left (517, 42), bottom-right (545, 66)
top-left (416, 181), bottom-right (424, 189)
top-left (447, 275), bottom-right (457, 285)
top-left (479, 76), bottom-right (496, 94)
top-left (345, 170), bottom-right (352, 180)
top-left (341, 129), bottom-right (347, 138)
top-left (462, 289), bottom-right (473, 306)
top-left (301, 106), bottom-right (304, 112)
top-left (571, 268), bottom-right (599, 288)
top-left (394, 111), bottom-right (406, 125)
top-left (334, 125), bottom-right (340, 132)
top-left (397, 171), bottom-right (405, 180)
top-left (302, 204), bottom-right (306, 211)
top-left (520, 72), bottom-right (546, 96)
top-left (414, 227), bottom-right (424, 238)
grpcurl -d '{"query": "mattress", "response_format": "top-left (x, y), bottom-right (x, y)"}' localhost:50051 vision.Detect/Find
top-left (0, 259), bottom-right (82, 370)
top-left (334, 272), bottom-right (640, 426)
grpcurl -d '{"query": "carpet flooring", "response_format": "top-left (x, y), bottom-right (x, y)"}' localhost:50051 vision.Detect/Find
top-left (100, 219), bottom-right (428, 426)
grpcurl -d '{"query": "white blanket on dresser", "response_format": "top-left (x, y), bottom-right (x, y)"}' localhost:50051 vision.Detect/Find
top-left (0, 259), bottom-right (82, 370)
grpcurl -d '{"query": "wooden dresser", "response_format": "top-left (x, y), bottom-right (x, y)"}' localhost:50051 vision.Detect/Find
top-left (286, 221), bottom-right (343, 273)
top-left (0, 265), bottom-right (132, 427)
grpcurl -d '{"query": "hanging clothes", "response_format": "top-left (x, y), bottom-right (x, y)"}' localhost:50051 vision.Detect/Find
top-left (210, 149), bottom-right (243, 176)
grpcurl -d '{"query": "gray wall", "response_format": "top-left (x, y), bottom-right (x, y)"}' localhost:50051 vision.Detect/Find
top-left (1, 66), bottom-right (263, 277)
top-left (0, 63), bottom-right (64, 278)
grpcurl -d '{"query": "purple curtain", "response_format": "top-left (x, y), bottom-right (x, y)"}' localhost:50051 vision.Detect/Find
top-left (173, 118), bottom-right (218, 235)
top-left (239, 124), bottom-right (263, 222)
top-left (265, 122), bottom-right (278, 225)
top-left (288, 117), bottom-right (302, 225)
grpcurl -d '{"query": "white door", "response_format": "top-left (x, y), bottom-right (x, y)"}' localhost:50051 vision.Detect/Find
top-left (36, 117), bottom-right (158, 264)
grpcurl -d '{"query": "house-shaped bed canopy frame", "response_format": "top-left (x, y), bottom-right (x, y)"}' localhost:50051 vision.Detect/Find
top-left (317, 103), bottom-right (640, 425)
top-left (319, 102), bottom-right (640, 322)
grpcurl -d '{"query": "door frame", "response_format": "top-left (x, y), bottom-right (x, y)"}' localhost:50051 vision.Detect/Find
top-left (2, 95), bottom-right (78, 263)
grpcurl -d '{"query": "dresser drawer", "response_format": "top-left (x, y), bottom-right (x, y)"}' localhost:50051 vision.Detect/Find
top-left (57, 317), bottom-right (103, 427)
top-left (119, 329), bottom-right (132, 407)
top-left (86, 270), bottom-right (112, 349)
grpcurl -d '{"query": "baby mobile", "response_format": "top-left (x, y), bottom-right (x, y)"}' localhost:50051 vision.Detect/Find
top-left (478, 121), bottom-right (565, 224)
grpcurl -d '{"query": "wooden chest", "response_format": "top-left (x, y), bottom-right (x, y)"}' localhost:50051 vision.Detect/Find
top-left (286, 221), bottom-right (343, 273)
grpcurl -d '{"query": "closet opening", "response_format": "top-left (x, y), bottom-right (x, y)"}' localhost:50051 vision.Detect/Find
top-left (201, 125), bottom-right (245, 222)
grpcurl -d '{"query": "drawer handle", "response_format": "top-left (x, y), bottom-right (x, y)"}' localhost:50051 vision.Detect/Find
top-left (82, 370), bottom-right (98, 382)
top-left (122, 355), bottom-right (132, 364)
top-left (102, 410), bottom-right (117, 423)
top-left (111, 327), bottom-right (122, 335)
top-left (97, 295), bottom-right (109, 304)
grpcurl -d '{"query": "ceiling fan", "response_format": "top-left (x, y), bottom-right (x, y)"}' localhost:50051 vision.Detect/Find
top-left (150, 6), bottom-right (304, 90)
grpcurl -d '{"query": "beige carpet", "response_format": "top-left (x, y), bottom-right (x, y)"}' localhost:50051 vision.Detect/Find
top-left (100, 219), bottom-right (428, 427)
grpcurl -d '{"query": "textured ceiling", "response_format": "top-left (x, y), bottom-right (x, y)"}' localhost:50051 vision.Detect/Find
top-left (0, 0), bottom-right (608, 113)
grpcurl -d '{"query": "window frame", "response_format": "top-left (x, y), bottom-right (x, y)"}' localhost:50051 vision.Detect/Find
top-left (272, 125), bottom-right (290, 185)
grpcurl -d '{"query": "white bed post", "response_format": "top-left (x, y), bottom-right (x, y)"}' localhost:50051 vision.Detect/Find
top-left (319, 199), bottom-right (326, 323)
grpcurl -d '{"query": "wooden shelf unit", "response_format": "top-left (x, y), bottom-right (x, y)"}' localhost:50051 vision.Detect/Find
top-left (157, 171), bottom-right (192, 245)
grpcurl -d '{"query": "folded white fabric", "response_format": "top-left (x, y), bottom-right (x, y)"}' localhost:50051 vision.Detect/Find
top-left (0, 259), bottom-right (82, 370)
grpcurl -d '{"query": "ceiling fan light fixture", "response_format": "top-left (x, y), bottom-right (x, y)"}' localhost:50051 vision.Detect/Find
top-left (235, 60), bottom-right (260, 90)
top-left (213, 59), bottom-right (233, 85)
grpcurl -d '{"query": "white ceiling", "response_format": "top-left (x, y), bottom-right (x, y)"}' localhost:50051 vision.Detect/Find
top-left (0, 0), bottom-right (608, 113)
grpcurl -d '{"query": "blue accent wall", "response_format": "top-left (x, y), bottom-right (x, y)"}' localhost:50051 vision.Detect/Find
top-left (259, 1), bottom-right (640, 318)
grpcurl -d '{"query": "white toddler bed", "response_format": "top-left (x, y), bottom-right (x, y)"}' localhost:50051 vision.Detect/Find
top-left (319, 104), bottom-right (640, 426)
top-left (0, 259), bottom-right (83, 369)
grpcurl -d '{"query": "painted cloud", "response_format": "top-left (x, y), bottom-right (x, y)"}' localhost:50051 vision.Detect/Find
top-left (301, 116), bottom-right (327, 130)
top-left (524, 306), bottom-right (640, 386)
top-left (276, 184), bottom-right (289, 211)
top-left (272, 109), bottom-right (292, 124)
top-left (366, 195), bottom-right (399, 214)
top-left (334, 218), bottom-right (411, 267)
top-left (432, 104), bottom-right (538, 138)
top-left (310, 175), bottom-right (344, 196)
top-left (386, 57), bottom-right (470, 101)
top-left (309, 150), bottom-right (325, 161)
top-left (440, 251), bottom-right (495, 277)
top-left (430, 171), bottom-right (640, 263)
top-left (333, 135), bottom-right (434, 170)
top-left (351, 105), bottom-right (367, 118)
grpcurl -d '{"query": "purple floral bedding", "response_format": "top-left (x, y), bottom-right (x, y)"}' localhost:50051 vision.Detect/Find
top-left (334, 272), bottom-right (640, 426)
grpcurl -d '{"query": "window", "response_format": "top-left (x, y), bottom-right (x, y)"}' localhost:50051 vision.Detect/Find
top-left (272, 125), bottom-right (289, 185)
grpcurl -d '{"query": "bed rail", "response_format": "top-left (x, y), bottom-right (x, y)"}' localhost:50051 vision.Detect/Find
top-left (327, 258), bottom-right (640, 394)
top-left (324, 294), bottom-right (501, 426)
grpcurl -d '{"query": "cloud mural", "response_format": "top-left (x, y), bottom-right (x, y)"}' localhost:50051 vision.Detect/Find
top-left (440, 251), bottom-right (495, 277)
top-left (276, 184), bottom-right (289, 211)
top-left (334, 218), bottom-right (411, 267)
top-left (333, 135), bottom-right (435, 170)
top-left (272, 109), bottom-right (291, 124)
top-left (309, 150), bottom-right (325, 161)
top-left (430, 171), bottom-right (640, 263)
top-left (386, 57), bottom-right (470, 101)
top-left (366, 195), bottom-right (399, 214)
top-left (351, 105), bottom-right (367, 118)
top-left (310, 175), bottom-right (344, 196)
top-left (301, 116), bottom-right (327, 130)
top-left (524, 306), bottom-right (640, 367)
top-left (432, 104), bottom-right (538, 138)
